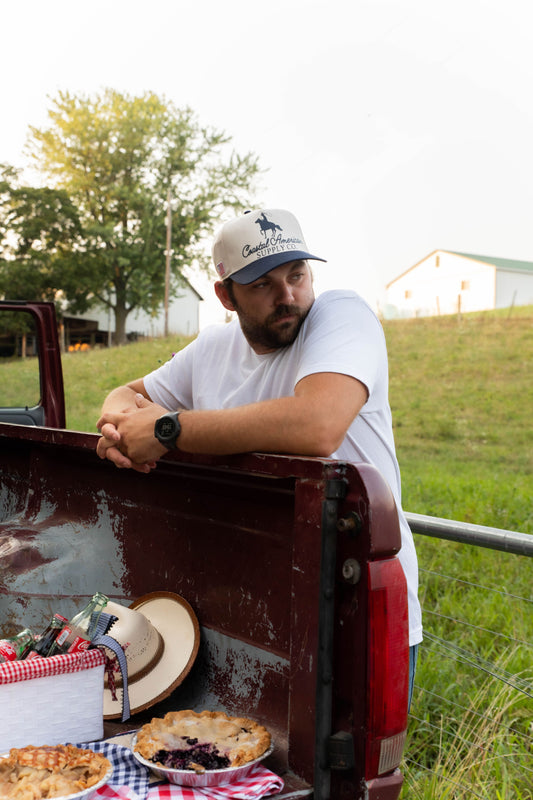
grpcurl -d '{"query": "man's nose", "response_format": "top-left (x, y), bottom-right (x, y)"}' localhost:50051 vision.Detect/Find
top-left (275, 281), bottom-right (295, 305)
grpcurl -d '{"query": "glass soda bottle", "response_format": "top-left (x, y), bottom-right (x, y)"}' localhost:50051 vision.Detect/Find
top-left (52, 592), bottom-right (108, 655)
top-left (24, 613), bottom-right (69, 659)
top-left (0, 628), bottom-right (35, 662)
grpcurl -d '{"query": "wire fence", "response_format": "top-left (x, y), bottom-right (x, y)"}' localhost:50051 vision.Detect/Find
top-left (401, 515), bottom-right (533, 799)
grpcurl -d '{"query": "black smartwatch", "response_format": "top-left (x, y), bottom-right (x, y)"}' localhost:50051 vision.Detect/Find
top-left (154, 411), bottom-right (182, 450)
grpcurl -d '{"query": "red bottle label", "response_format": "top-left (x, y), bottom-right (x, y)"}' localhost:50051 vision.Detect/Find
top-left (66, 636), bottom-right (90, 654)
top-left (55, 626), bottom-right (71, 647)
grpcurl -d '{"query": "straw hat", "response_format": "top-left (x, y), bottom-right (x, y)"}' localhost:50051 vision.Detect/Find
top-left (103, 591), bottom-right (200, 719)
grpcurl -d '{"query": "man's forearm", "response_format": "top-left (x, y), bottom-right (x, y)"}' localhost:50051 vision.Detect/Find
top-left (174, 372), bottom-right (366, 458)
top-left (176, 398), bottom-right (320, 456)
top-left (97, 372), bottom-right (366, 466)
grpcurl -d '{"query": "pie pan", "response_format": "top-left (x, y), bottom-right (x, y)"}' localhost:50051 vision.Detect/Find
top-left (0, 755), bottom-right (113, 800)
top-left (130, 732), bottom-right (274, 787)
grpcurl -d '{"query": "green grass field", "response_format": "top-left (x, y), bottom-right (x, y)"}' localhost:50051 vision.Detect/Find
top-left (2, 303), bottom-right (532, 798)
top-left (384, 305), bottom-right (533, 534)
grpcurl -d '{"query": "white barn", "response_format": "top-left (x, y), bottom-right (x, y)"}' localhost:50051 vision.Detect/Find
top-left (63, 278), bottom-right (203, 347)
top-left (384, 251), bottom-right (533, 319)
top-left (118, 280), bottom-right (203, 338)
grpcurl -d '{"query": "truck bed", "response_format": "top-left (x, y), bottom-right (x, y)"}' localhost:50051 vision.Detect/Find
top-left (0, 422), bottom-right (408, 800)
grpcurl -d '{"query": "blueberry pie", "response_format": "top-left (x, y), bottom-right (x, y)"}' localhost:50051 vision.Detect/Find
top-left (134, 710), bottom-right (271, 772)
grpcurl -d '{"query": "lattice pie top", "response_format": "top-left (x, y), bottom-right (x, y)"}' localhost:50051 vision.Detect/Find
top-left (0, 744), bottom-right (111, 798)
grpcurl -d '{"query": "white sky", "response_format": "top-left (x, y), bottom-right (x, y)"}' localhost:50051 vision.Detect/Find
top-left (2, 0), bottom-right (533, 326)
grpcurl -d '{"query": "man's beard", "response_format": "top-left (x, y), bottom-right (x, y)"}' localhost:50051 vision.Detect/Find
top-left (236, 303), bottom-right (312, 351)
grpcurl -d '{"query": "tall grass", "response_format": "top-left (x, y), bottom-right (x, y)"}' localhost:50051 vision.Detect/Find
top-left (404, 536), bottom-right (532, 798)
top-left (404, 664), bottom-right (532, 799)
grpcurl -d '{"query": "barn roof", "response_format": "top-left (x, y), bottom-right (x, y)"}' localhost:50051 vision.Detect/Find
top-left (450, 252), bottom-right (533, 274)
top-left (387, 249), bottom-right (533, 288)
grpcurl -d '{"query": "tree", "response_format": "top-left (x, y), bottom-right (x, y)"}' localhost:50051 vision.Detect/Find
top-left (0, 164), bottom-right (84, 304)
top-left (24, 89), bottom-right (261, 343)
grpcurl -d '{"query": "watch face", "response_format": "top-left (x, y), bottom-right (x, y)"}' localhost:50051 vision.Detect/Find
top-left (159, 418), bottom-right (176, 438)
top-left (155, 413), bottom-right (181, 449)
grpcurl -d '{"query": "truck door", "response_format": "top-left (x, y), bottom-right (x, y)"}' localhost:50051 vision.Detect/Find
top-left (0, 301), bottom-right (66, 428)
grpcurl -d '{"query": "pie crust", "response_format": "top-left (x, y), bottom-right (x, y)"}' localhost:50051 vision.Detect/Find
top-left (0, 744), bottom-right (111, 799)
top-left (135, 709), bottom-right (271, 771)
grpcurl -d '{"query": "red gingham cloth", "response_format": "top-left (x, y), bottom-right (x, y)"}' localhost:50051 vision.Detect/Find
top-left (96, 786), bottom-right (140, 800)
top-left (93, 765), bottom-right (283, 800)
top-left (145, 766), bottom-right (284, 800)
top-left (0, 648), bottom-right (105, 683)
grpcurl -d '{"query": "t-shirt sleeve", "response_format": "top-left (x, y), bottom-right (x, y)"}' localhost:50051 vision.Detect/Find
top-left (143, 339), bottom-right (196, 410)
top-left (295, 292), bottom-right (388, 409)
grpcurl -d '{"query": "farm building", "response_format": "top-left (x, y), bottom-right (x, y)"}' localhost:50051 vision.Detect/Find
top-left (384, 250), bottom-right (533, 319)
top-left (63, 278), bottom-right (203, 348)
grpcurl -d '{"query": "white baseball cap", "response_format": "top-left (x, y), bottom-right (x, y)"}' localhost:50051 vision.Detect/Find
top-left (212, 208), bottom-right (326, 284)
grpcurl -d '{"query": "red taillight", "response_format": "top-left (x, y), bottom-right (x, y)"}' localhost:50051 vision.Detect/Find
top-left (366, 558), bottom-right (409, 777)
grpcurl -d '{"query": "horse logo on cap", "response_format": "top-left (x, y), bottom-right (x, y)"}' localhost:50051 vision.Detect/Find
top-left (255, 212), bottom-right (282, 238)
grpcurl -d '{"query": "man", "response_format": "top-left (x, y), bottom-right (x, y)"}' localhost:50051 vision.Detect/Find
top-left (96, 208), bottom-right (422, 701)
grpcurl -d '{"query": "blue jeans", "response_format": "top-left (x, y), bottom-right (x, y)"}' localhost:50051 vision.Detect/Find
top-left (408, 644), bottom-right (419, 710)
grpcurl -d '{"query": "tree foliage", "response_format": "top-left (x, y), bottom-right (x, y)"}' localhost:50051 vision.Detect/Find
top-left (1, 89), bottom-right (261, 343)
top-left (0, 164), bottom-right (84, 304)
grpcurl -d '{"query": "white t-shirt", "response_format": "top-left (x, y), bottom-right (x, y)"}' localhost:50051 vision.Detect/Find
top-left (145, 290), bottom-right (423, 646)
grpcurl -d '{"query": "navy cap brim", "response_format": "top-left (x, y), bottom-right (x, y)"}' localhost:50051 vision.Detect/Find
top-left (230, 251), bottom-right (327, 284)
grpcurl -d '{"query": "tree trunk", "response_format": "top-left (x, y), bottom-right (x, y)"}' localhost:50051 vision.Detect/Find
top-left (114, 304), bottom-right (128, 345)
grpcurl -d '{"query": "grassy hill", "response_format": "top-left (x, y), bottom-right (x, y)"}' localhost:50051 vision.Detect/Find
top-left (384, 305), bottom-right (533, 533)
top-left (62, 304), bottom-right (533, 533)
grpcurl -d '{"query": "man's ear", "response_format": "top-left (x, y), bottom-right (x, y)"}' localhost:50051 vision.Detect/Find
top-left (214, 281), bottom-right (236, 311)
